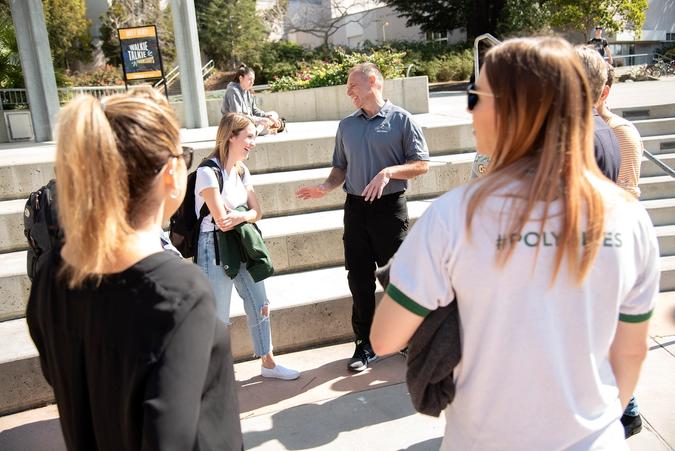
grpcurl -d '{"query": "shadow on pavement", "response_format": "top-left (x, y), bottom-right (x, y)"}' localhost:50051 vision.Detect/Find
top-left (243, 383), bottom-right (419, 450)
top-left (237, 353), bottom-right (406, 415)
top-left (399, 437), bottom-right (443, 450)
top-left (0, 418), bottom-right (66, 451)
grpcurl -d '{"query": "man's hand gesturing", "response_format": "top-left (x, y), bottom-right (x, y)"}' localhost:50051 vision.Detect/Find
top-left (362, 169), bottom-right (390, 202)
top-left (296, 184), bottom-right (327, 200)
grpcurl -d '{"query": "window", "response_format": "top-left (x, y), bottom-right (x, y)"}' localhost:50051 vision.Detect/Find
top-left (666, 33), bottom-right (675, 41)
top-left (426, 31), bottom-right (448, 43)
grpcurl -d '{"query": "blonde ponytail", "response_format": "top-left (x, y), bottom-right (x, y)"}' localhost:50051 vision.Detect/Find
top-left (56, 96), bottom-right (132, 287)
top-left (56, 91), bottom-right (180, 288)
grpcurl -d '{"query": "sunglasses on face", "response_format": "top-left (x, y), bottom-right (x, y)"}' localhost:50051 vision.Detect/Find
top-left (154, 146), bottom-right (194, 174)
top-left (466, 82), bottom-right (496, 111)
top-left (179, 146), bottom-right (194, 170)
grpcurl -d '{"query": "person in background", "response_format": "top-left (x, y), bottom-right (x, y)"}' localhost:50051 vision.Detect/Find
top-left (588, 26), bottom-right (614, 65)
top-left (601, 64), bottom-right (645, 200)
top-left (296, 62), bottom-right (429, 372)
top-left (221, 65), bottom-right (282, 135)
top-left (26, 92), bottom-right (242, 450)
top-left (371, 37), bottom-right (657, 450)
top-left (195, 112), bottom-right (299, 381)
top-left (576, 46), bottom-right (647, 438)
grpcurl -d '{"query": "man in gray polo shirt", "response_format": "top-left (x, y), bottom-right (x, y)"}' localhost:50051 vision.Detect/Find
top-left (296, 62), bottom-right (429, 372)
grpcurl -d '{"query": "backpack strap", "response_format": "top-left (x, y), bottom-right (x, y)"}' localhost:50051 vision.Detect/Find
top-left (196, 159), bottom-right (225, 264)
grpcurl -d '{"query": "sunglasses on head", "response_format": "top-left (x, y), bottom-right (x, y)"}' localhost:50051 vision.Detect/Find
top-left (466, 82), bottom-right (496, 111)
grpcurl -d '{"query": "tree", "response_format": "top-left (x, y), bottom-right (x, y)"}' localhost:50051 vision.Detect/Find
top-left (42, 0), bottom-right (92, 70)
top-left (382, 0), bottom-right (647, 42)
top-left (0, 0), bottom-right (23, 88)
top-left (283, 0), bottom-right (377, 51)
top-left (197, 0), bottom-right (267, 69)
top-left (99, 0), bottom-right (175, 69)
top-left (546, 0), bottom-right (648, 42)
top-left (381, 0), bottom-right (507, 41)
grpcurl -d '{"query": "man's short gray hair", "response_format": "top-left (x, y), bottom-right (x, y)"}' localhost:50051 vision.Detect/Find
top-left (575, 45), bottom-right (608, 103)
top-left (349, 62), bottom-right (384, 86)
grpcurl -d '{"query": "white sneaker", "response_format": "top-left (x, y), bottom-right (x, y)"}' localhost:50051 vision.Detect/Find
top-left (261, 364), bottom-right (300, 380)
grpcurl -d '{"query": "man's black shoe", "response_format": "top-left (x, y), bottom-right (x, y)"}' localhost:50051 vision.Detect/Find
top-left (621, 413), bottom-right (642, 439)
top-left (348, 340), bottom-right (378, 372)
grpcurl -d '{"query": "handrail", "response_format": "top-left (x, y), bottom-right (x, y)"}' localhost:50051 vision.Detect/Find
top-left (473, 33), bottom-right (501, 79)
top-left (644, 150), bottom-right (675, 178)
top-left (154, 59), bottom-right (215, 89)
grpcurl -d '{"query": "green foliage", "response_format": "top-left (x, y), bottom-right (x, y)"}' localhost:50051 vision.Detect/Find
top-left (412, 49), bottom-right (473, 82)
top-left (99, 1), bottom-right (175, 69)
top-left (252, 40), bottom-right (317, 83)
top-left (42, 0), bottom-right (92, 70)
top-left (63, 65), bottom-right (124, 86)
top-left (0, 1), bottom-right (23, 88)
top-left (269, 49), bottom-right (406, 92)
top-left (197, 0), bottom-right (266, 69)
top-left (546, 0), bottom-right (648, 41)
top-left (381, 0), bottom-right (648, 42)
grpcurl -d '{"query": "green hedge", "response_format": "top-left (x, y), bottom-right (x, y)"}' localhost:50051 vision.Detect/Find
top-left (256, 40), bottom-right (473, 92)
top-left (269, 49), bottom-right (406, 92)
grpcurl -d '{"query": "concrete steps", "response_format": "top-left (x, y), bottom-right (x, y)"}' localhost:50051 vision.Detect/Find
top-left (632, 117), bottom-right (675, 137)
top-left (1, 96), bottom-right (675, 417)
top-left (643, 134), bottom-right (675, 154)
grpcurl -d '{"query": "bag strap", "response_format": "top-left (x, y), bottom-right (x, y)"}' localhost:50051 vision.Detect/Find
top-left (196, 159), bottom-right (224, 222)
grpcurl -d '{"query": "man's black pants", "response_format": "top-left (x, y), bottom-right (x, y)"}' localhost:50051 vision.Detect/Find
top-left (343, 192), bottom-right (409, 343)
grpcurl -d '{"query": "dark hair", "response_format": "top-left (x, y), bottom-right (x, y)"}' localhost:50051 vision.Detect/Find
top-left (233, 64), bottom-right (254, 83)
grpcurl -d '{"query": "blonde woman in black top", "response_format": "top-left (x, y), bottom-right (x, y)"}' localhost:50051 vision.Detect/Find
top-left (26, 90), bottom-right (242, 451)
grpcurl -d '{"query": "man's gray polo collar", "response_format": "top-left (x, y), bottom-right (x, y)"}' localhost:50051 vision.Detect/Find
top-left (351, 100), bottom-right (393, 119)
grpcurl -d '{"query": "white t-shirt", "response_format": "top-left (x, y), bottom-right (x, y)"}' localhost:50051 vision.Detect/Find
top-left (388, 177), bottom-right (659, 451)
top-left (194, 158), bottom-right (252, 232)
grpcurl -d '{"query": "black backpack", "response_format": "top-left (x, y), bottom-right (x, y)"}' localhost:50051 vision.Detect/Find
top-left (169, 159), bottom-right (223, 259)
top-left (24, 179), bottom-right (63, 281)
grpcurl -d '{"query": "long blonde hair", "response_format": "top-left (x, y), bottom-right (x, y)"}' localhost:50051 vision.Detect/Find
top-left (211, 112), bottom-right (254, 176)
top-left (55, 92), bottom-right (180, 287)
top-left (466, 37), bottom-right (606, 284)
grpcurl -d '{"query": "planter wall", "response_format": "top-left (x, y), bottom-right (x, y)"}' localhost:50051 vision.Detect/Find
top-left (173, 76), bottom-right (429, 127)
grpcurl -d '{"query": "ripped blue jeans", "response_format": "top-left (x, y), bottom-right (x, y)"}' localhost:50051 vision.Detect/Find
top-left (197, 231), bottom-right (272, 356)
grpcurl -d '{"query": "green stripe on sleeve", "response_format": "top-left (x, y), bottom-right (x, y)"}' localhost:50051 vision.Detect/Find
top-left (619, 310), bottom-right (653, 323)
top-left (386, 283), bottom-right (431, 317)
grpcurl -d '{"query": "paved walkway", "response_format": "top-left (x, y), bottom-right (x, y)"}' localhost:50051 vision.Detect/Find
top-left (1, 292), bottom-right (673, 450)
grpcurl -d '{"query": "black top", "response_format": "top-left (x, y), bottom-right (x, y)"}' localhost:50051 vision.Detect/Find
top-left (593, 111), bottom-right (621, 182)
top-left (587, 37), bottom-right (608, 57)
top-left (26, 250), bottom-right (242, 451)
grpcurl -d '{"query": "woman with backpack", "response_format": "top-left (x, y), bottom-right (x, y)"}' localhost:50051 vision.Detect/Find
top-left (26, 91), bottom-right (242, 451)
top-left (195, 112), bottom-right (299, 381)
top-left (370, 37), bottom-right (658, 450)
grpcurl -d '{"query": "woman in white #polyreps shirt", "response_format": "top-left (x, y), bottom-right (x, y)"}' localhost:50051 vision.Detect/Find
top-left (371, 37), bottom-right (658, 450)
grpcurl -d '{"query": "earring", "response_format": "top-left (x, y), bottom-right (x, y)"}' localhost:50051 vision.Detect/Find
top-left (169, 188), bottom-right (180, 199)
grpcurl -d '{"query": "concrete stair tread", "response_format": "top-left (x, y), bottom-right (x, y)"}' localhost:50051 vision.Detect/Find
top-left (0, 252), bottom-right (25, 278)
top-left (632, 117), bottom-right (675, 125)
top-left (259, 199), bottom-right (434, 237)
top-left (642, 133), bottom-right (675, 142)
top-left (659, 255), bottom-right (675, 271)
top-left (641, 198), bottom-right (675, 208)
top-left (251, 152), bottom-right (473, 185)
top-left (0, 318), bottom-right (35, 363)
top-left (639, 175), bottom-right (674, 185)
top-left (0, 199), bottom-right (25, 216)
top-left (0, 264), bottom-right (375, 365)
top-left (654, 224), bottom-right (675, 236)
